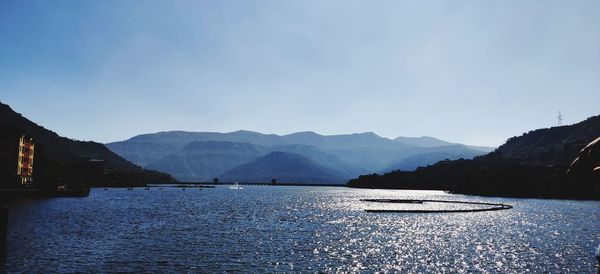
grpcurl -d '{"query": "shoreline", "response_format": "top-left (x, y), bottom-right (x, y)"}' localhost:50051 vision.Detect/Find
top-left (149, 182), bottom-right (347, 187)
top-left (346, 185), bottom-right (600, 201)
top-left (1, 205), bottom-right (7, 248)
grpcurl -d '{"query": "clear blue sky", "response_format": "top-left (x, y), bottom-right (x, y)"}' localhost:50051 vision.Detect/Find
top-left (1, 1), bottom-right (599, 146)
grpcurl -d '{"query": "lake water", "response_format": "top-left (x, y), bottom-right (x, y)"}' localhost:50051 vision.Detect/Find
top-left (2, 186), bottom-right (599, 273)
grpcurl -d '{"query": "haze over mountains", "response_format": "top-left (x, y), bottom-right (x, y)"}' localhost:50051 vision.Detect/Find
top-left (107, 131), bottom-right (492, 184)
top-left (348, 115), bottom-right (600, 199)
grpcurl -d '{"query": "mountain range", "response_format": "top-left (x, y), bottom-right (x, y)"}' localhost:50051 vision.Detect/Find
top-left (348, 115), bottom-right (600, 199)
top-left (0, 102), bottom-right (174, 191)
top-left (107, 130), bottom-right (492, 184)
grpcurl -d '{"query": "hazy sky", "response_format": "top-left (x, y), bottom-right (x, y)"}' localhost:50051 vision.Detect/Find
top-left (1, 1), bottom-right (599, 146)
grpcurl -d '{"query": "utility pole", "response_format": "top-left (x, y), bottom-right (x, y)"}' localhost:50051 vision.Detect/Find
top-left (557, 111), bottom-right (563, 126)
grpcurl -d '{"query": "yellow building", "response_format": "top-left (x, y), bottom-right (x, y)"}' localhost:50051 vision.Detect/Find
top-left (16, 135), bottom-right (34, 185)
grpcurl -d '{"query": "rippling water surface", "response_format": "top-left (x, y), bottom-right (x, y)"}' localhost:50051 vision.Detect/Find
top-left (2, 186), bottom-right (599, 272)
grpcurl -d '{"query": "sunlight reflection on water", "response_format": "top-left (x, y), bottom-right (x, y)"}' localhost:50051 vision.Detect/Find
top-left (2, 186), bottom-right (599, 272)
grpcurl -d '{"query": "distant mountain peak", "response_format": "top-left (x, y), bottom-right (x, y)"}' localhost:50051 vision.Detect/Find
top-left (394, 135), bottom-right (496, 152)
top-left (183, 140), bottom-right (262, 150)
top-left (229, 130), bottom-right (259, 134)
top-left (107, 128), bottom-right (491, 183)
top-left (219, 151), bottom-right (345, 184)
top-left (394, 136), bottom-right (453, 147)
top-left (285, 131), bottom-right (321, 137)
top-left (353, 131), bottom-right (381, 138)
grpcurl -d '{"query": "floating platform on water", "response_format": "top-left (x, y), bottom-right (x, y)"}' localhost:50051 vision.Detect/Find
top-left (361, 199), bottom-right (513, 213)
top-left (173, 185), bottom-right (215, 188)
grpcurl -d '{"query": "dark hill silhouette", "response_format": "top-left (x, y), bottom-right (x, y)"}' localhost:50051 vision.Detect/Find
top-left (219, 151), bottom-right (346, 184)
top-left (0, 102), bottom-right (174, 191)
top-left (348, 115), bottom-right (600, 200)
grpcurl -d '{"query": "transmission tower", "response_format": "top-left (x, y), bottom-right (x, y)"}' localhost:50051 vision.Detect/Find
top-left (557, 111), bottom-right (563, 126)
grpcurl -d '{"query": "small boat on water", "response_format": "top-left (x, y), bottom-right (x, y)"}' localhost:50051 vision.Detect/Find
top-left (56, 184), bottom-right (91, 197)
top-left (229, 182), bottom-right (243, 190)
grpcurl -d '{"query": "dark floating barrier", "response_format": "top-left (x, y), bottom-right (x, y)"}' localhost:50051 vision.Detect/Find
top-left (361, 199), bottom-right (424, 204)
top-left (361, 199), bottom-right (512, 213)
top-left (55, 186), bottom-right (91, 197)
top-left (174, 185), bottom-right (215, 188)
